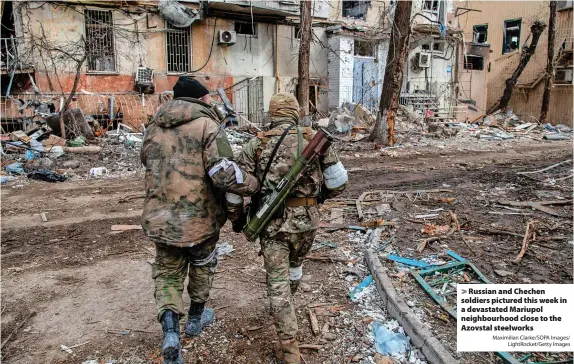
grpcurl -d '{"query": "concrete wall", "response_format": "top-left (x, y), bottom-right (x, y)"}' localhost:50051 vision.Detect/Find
top-left (458, 43), bottom-right (490, 121)
top-left (327, 35), bottom-right (354, 109)
top-left (405, 36), bottom-right (457, 110)
top-left (15, 2), bottom-right (331, 115)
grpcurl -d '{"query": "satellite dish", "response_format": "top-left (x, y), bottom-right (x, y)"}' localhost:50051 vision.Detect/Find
top-left (159, 0), bottom-right (200, 28)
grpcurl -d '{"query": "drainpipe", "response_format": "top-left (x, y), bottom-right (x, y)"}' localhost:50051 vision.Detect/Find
top-left (275, 23), bottom-right (280, 93)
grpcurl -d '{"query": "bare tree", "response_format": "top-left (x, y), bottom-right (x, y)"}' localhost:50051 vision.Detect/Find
top-left (540, 1), bottom-right (557, 123)
top-left (369, 0), bottom-right (413, 145)
top-left (17, 2), bottom-right (135, 137)
top-left (297, 0), bottom-right (312, 117)
top-left (487, 20), bottom-right (547, 114)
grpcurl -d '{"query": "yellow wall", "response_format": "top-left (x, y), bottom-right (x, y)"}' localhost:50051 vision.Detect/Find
top-left (456, 1), bottom-right (573, 124)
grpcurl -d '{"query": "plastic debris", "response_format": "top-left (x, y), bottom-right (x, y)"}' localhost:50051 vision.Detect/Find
top-left (60, 344), bottom-right (73, 354)
top-left (216, 242), bottom-right (235, 256)
top-left (5, 162), bottom-right (25, 175)
top-left (89, 167), bottom-right (108, 177)
top-left (349, 275), bottom-right (373, 301)
top-left (49, 146), bottom-right (65, 158)
top-left (25, 149), bottom-right (36, 160)
top-left (27, 170), bottom-right (68, 182)
top-left (372, 321), bottom-right (410, 356)
top-left (68, 136), bottom-right (86, 147)
top-left (1, 176), bottom-right (17, 184)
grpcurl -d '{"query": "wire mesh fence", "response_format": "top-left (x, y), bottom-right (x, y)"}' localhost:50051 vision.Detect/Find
top-left (1, 92), bottom-right (173, 132)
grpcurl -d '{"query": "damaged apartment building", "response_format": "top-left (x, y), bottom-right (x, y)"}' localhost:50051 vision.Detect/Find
top-left (1, 0), bottom-right (465, 130)
top-left (456, 0), bottom-right (573, 124)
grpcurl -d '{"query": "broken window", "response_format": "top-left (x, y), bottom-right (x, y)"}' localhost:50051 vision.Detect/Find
top-left (235, 22), bottom-right (257, 36)
top-left (464, 55), bottom-right (484, 70)
top-left (166, 22), bottom-right (191, 73)
top-left (354, 39), bottom-right (375, 57)
top-left (293, 25), bottom-right (301, 40)
top-left (432, 41), bottom-right (445, 53)
top-left (343, 1), bottom-right (370, 19)
top-left (423, 0), bottom-right (439, 12)
top-left (473, 24), bottom-right (488, 44)
top-left (84, 9), bottom-right (116, 72)
top-left (503, 19), bottom-right (521, 54)
top-left (421, 43), bottom-right (431, 51)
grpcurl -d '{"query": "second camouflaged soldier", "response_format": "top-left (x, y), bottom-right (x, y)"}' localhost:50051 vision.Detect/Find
top-left (141, 77), bottom-right (259, 364)
top-left (235, 93), bottom-right (348, 363)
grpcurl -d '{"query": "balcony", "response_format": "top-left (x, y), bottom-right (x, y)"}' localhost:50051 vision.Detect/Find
top-left (207, 0), bottom-right (301, 19)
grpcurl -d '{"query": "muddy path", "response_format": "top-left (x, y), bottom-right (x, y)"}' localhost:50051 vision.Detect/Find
top-left (1, 140), bottom-right (572, 364)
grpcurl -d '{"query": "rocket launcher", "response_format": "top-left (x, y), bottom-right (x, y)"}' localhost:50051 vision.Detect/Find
top-left (243, 128), bottom-right (333, 242)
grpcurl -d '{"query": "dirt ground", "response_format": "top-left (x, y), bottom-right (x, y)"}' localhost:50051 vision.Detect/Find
top-left (1, 137), bottom-right (572, 364)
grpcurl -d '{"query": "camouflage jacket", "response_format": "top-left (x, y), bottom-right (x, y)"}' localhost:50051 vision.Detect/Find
top-left (238, 118), bottom-right (347, 237)
top-left (141, 98), bottom-right (259, 247)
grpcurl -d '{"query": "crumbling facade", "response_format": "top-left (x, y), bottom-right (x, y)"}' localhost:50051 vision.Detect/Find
top-left (1, 0), bottom-right (464, 130)
top-left (457, 0), bottom-right (573, 124)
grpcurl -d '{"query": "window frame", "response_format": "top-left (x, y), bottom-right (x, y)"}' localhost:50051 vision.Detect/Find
top-left (473, 24), bottom-right (488, 44)
top-left (342, 0), bottom-right (369, 19)
top-left (422, 0), bottom-right (440, 13)
top-left (464, 55), bottom-right (484, 71)
top-left (234, 21), bottom-right (258, 38)
top-left (84, 8), bottom-right (117, 74)
top-left (502, 18), bottom-right (522, 54)
top-left (166, 21), bottom-right (192, 74)
top-left (353, 38), bottom-right (376, 58)
top-left (293, 25), bottom-right (301, 40)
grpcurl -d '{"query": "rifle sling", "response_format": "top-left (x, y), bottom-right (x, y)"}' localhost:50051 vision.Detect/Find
top-left (260, 125), bottom-right (295, 186)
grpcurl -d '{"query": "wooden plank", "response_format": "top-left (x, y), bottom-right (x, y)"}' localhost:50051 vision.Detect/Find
top-left (111, 225), bottom-right (142, 231)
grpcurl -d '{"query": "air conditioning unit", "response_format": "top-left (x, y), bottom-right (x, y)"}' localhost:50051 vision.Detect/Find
top-left (135, 67), bottom-right (154, 85)
top-left (555, 68), bottom-right (573, 84)
top-left (418, 52), bottom-right (431, 68)
top-left (218, 30), bottom-right (236, 45)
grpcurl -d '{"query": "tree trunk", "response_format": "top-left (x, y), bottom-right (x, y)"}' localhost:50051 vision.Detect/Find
top-left (60, 55), bottom-right (86, 138)
top-left (369, 0), bottom-right (412, 145)
top-left (540, 1), bottom-right (557, 123)
top-left (487, 21), bottom-right (547, 114)
top-left (297, 0), bottom-right (312, 117)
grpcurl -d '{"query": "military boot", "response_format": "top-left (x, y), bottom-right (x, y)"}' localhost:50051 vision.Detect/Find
top-left (160, 310), bottom-right (184, 364)
top-left (184, 302), bottom-right (215, 337)
top-left (274, 338), bottom-right (301, 364)
top-left (290, 279), bottom-right (301, 294)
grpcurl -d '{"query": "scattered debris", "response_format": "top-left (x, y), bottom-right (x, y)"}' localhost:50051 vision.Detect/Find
top-left (308, 309), bottom-right (320, 335)
top-left (90, 167), bottom-right (109, 177)
top-left (349, 275), bottom-right (373, 301)
top-left (60, 344), bottom-right (74, 354)
top-left (514, 220), bottom-right (537, 263)
top-left (110, 225), bottom-right (142, 231)
top-left (27, 170), bottom-right (67, 182)
top-left (372, 321), bottom-right (410, 356)
top-left (216, 242), bottom-right (235, 256)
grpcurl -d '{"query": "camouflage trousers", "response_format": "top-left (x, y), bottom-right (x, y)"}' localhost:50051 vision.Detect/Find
top-left (261, 230), bottom-right (316, 340)
top-left (152, 234), bottom-right (219, 322)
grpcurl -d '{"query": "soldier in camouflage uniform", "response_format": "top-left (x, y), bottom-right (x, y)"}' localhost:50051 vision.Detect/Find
top-left (141, 77), bottom-right (259, 364)
top-left (233, 93), bottom-right (348, 363)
